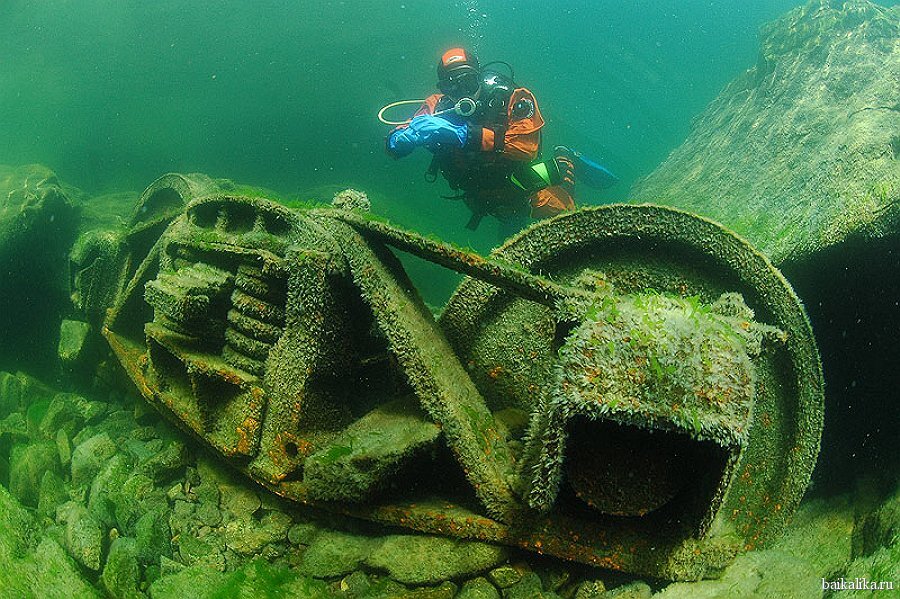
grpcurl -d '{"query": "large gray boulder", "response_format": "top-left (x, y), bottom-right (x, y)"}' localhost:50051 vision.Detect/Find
top-left (631, 0), bottom-right (899, 265)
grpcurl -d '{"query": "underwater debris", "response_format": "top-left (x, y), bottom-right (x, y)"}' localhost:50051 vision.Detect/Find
top-left (70, 173), bottom-right (823, 580)
top-left (520, 287), bottom-right (784, 516)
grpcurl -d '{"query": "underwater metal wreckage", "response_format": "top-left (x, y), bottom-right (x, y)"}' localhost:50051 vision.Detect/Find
top-left (72, 174), bottom-right (824, 581)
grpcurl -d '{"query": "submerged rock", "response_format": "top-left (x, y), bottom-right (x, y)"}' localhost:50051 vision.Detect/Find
top-left (9, 441), bottom-right (59, 507)
top-left (0, 165), bottom-right (80, 374)
top-left (503, 572), bottom-right (560, 599)
top-left (57, 319), bottom-right (94, 374)
top-left (101, 537), bottom-right (142, 599)
top-left (365, 534), bottom-right (508, 585)
top-left (458, 577), bottom-right (502, 599)
top-left (62, 502), bottom-right (105, 571)
top-left (299, 529), bottom-right (380, 578)
top-left (148, 559), bottom-right (332, 599)
top-left (631, 0), bottom-right (899, 265)
top-left (71, 432), bottom-right (118, 487)
top-left (0, 505), bottom-right (101, 599)
top-left (604, 581), bottom-right (652, 599)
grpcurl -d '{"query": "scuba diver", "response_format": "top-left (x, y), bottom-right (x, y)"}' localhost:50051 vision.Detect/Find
top-left (383, 47), bottom-right (616, 238)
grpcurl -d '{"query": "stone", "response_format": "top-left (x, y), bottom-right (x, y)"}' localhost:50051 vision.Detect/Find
top-left (63, 503), bottom-right (105, 571)
top-left (159, 555), bottom-right (185, 576)
top-left (88, 453), bottom-right (133, 528)
top-left (115, 472), bottom-right (158, 530)
top-left (141, 438), bottom-right (189, 482)
top-left (196, 455), bottom-right (231, 487)
top-left (25, 398), bottom-right (52, 438)
top-left (364, 577), bottom-right (411, 598)
top-left (404, 582), bottom-right (458, 598)
top-left (458, 577), bottom-right (502, 599)
top-left (1, 535), bottom-right (102, 599)
top-left (489, 564), bottom-right (527, 589)
top-left (9, 441), bottom-right (60, 507)
top-left (38, 469), bottom-right (70, 521)
top-left (503, 572), bottom-right (556, 599)
top-left (101, 537), bottom-right (142, 599)
top-left (303, 397), bottom-right (442, 502)
top-left (168, 499), bottom-right (199, 538)
top-left (195, 500), bottom-right (222, 527)
top-left (219, 482), bottom-right (262, 518)
top-left (39, 392), bottom-right (87, 438)
top-left (299, 529), bottom-right (380, 578)
top-left (58, 319), bottom-right (94, 369)
top-left (339, 570), bottom-right (371, 595)
top-left (149, 563), bottom-right (225, 599)
top-left (222, 509), bottom-right (292, 556)
top-left (149, 559), bottom-right (332, 599)
top-left (0, 370), bottom-right (26, 417)
top-left (56, 428), bottom-right (72, 467)
top-left (166, 482), bottom-right (186, 502)
top-left (68, 393), bottom-right (107, 423)
top-left (143, 564), bottom-right (161, 590)
top-left (535, 562), bottom-right (571, 592)
top-left (288, 520), bottom-right (322, 545)
top-left (0, 411), bottom-right (28, 440)
top-left (575, 579), bottom-right (606, 599)
top-left (365, 534), bottom-right (508, 585)
top-left (630, 0), bottom-right (900, 266)
top-left (0, 165), bottom-right (80, 374)
top-left (71, 432), bottom-right (118, 487)
top-left (176, 532), bottom-right (225, 569)
top-left (192, 476), bottom-right (220, 506)
top-left (604, 581), bottom-right (652, 599)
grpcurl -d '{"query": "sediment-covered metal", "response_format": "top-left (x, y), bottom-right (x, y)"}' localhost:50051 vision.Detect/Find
top-left (89, 181), bottom-right (823, 580)
top-left (440, 205), bottom-right (824, 578)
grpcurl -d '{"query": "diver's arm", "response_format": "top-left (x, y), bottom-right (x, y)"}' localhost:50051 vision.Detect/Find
top-left (385, 95), bottom-right (442, 158)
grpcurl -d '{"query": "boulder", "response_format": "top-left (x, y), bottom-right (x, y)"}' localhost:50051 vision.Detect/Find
top-left (365, 534), bottom-right (508, 585)
top-left (631, 0), bottom-right (900, 265)
top-left (605, 581), bottom-right (652, 599)
top-left (299, 529), bottom-right (380, 578)
top-left (149, 559), bottom-right (331, 599)
top-left (37, 469), bottom-right (70, 521)
top-left (62, 502), bottom-right (105, 571)
top-left (0, 165), bottom-right (80, 375)
top-left (458, 577), bottom-right (502, 599)
top-left (101, 537), bottom-right (142, 599)
top-left (57, 319), bottom-right (94, 374)
top-left (503, 572), bottom-right (560, 599)
top-left (134, 507), bottom-right (173, 564)
top-left (222, 509), bottom-right (292, 556)
top-left (9, 441), bottom-right (60, 507)
top-left (71, 432), bottom-right (118, 487)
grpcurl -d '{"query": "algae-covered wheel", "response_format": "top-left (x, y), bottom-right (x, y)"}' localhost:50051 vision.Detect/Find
top-left (439, 204), bottom-right (824, 562)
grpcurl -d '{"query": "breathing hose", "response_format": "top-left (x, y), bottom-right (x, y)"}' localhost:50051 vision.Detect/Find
top-left (377, 98), bottom-right (477, 125)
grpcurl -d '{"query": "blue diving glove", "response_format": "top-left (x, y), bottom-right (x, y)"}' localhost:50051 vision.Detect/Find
top-left (388, 114), bottom-right (468, 156)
